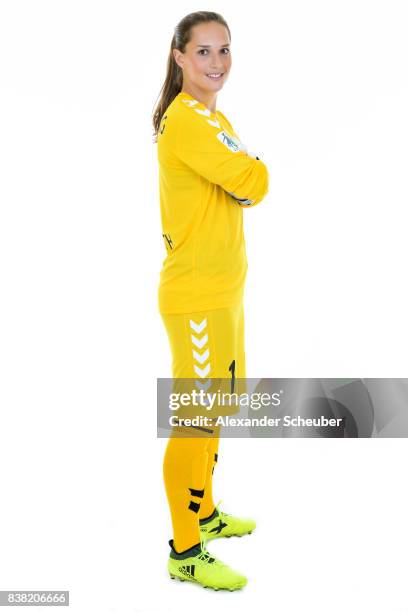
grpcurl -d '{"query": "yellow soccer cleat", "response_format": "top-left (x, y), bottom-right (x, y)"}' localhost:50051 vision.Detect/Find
top-left (168, 539), bottom-right (247, 591)
top-left (200, 502), bottom-right (256, 542)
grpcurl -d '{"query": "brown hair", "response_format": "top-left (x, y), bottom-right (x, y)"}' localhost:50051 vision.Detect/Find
top-left (151, 11), bottom-right (231, 143)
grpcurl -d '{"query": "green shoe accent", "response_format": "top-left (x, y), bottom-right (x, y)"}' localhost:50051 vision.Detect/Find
top-left (200, 501), bottom-right (256, 542)
top-left (167, 539), bottom-right (247, 591)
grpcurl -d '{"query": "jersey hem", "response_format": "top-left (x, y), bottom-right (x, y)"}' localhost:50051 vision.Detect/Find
top-left (158, 298), bottom-right (244, 316)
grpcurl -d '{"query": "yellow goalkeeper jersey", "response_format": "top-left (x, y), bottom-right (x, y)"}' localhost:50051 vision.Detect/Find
top-left (157, 90), bottom-right (269, 314)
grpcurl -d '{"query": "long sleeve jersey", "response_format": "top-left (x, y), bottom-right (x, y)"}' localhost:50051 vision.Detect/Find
top-left (157, 90), bottom-right (269, 314)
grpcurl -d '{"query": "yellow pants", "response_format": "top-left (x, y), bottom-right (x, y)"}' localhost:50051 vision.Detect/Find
top-left (161, 302), bottom-right (246, 552)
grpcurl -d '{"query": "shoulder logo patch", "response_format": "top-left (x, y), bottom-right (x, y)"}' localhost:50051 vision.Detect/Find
top-left (217, 131), bottom-right (241, 152)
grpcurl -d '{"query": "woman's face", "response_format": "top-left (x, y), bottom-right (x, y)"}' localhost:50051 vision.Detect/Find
top-left (173, 21), bottom-right (231, 94)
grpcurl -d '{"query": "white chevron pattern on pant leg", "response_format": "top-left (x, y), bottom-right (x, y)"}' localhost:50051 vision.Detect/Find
top-left (192, 348), bottom-right (209, 364)
top-left (189, 318), bottom-right (207, 334)
top-left (194, 363), bottom-right (210, 378)
top-left (189, 318), bottom-right (212, 393)
top-left (195, 379), bottom-right (212, 391)
top-left (191, 333), bottom-right (208, 349)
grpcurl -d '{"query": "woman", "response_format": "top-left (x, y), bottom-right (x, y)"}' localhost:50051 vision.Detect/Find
top-left (152, 11), bottom-right (269, 591)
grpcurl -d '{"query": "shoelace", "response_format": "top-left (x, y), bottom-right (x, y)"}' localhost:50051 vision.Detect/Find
top-left (198, 534), bottom-right (228, 570)
top-left (214, 499), bottom-right (230, 518)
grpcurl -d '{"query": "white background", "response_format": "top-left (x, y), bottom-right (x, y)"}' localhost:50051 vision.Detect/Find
top-left (1, 0), bottom-right (408, 611)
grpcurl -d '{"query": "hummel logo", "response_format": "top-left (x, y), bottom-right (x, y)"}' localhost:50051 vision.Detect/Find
top-left (209, 519), bottom-right (228, 535)
top-left (179, 564), bottom-right (196, 579)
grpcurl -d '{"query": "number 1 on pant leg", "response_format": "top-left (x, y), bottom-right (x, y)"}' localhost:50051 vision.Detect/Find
top-left (229, 359), bottom-right (236, 394)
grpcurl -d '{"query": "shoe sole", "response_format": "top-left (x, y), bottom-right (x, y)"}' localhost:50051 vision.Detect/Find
top-left (169, 574), bottom-right (246, 591)
top-left (226, 530), bottom-right (253, 538)
top-left (203, 530), bottom-right (254, 541)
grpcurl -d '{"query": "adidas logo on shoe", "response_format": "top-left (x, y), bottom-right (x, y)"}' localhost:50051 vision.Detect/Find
top-left (179, 565), bottom-right (196, 580)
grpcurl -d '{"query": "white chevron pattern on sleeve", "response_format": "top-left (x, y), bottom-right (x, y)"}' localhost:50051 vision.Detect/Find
top-left (207, 118), bottom-right (221, 128)
top-left (181, 96), bottom-right (255, 205)
top-left (182, 97), bottom-right (234, 138)
top-left (193, 107), bottom-right (211, 117)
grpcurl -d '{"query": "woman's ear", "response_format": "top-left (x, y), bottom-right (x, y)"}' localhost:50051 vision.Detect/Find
top-left (172, 48), bottom-right (184, 70)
